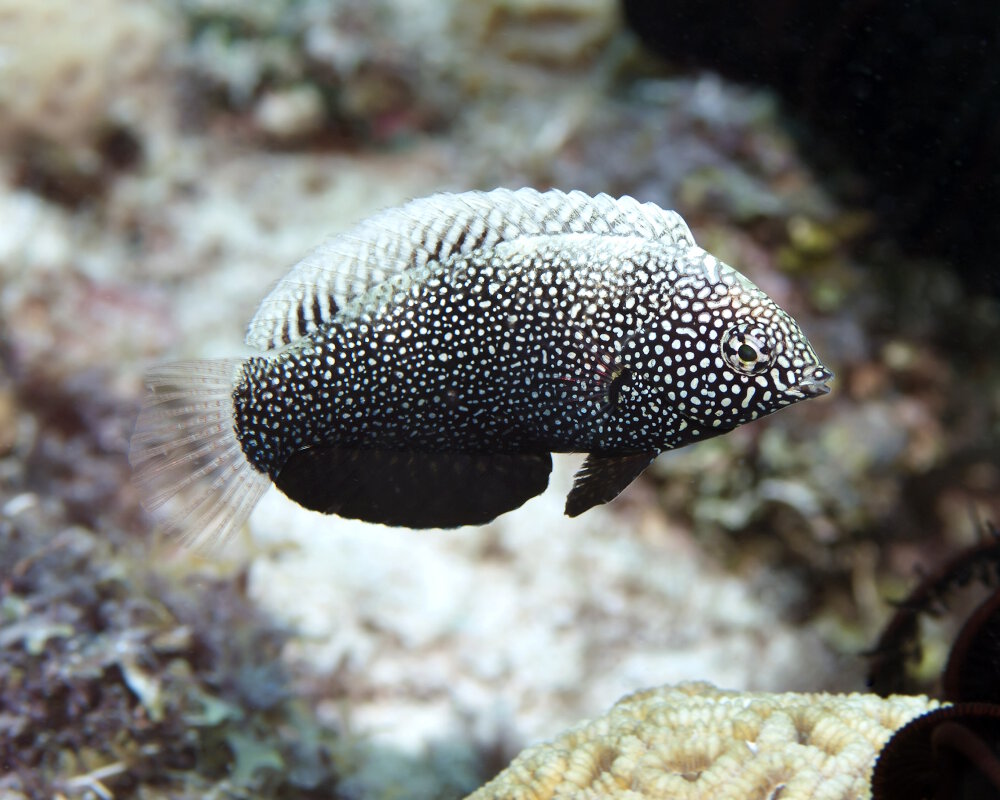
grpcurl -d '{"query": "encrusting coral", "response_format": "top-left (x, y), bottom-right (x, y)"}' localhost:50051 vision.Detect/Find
top-left (465, 682), bottom-right (941, 800)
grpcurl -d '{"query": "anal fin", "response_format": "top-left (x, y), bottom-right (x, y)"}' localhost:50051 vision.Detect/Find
top-left (274, 448), bottom-right (552, 528)
top-left (564, 451), bottom-right (657, 517)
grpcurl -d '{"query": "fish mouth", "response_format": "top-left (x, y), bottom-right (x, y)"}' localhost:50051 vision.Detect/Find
top-left (795, 366), bottom-right (834, 397)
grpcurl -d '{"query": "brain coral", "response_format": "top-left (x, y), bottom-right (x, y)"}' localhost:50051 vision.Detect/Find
top-left (0, 0), bottom-right (176, 148)
top-left (465, 682), bottom-right (941, 800)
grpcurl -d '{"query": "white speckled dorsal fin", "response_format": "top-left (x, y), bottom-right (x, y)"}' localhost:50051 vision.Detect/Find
top-left (245, 188), bottom-right (696, 351)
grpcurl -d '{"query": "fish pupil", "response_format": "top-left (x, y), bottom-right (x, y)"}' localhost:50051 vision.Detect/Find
top-left (738, 343), bottom-right (758, 362)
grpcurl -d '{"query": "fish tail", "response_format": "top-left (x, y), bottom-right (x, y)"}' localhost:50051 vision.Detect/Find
top-left (129, 359), bottom-right (270, 549)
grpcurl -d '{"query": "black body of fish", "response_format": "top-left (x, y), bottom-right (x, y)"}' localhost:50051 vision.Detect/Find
top-left (131, 189), bottom-right (831, 543)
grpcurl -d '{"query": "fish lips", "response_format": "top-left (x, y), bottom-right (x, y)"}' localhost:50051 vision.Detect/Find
top-left (794, 366), bottom-right (834, 397)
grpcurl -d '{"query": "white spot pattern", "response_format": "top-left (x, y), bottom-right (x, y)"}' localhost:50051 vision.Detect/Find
top-left (232, 209), bottom-right (830, 480)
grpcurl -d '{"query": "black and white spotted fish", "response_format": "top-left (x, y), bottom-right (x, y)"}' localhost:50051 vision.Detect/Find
top-left (131, 188), bottom-right (832, 545)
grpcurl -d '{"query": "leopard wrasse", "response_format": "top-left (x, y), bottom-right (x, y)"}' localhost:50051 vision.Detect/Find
top-left (130, 188), bottom-right (832, 545)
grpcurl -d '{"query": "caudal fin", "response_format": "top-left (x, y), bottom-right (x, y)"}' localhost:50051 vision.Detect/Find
top-left (129, 359), bottom-right (270, 549)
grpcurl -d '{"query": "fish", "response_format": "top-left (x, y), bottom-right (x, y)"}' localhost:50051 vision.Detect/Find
top-left (130, 188), bottom-right (832, 545)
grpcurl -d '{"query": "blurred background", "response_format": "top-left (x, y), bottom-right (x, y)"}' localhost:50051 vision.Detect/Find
top-left (1, 1), bottom-right (997, 797)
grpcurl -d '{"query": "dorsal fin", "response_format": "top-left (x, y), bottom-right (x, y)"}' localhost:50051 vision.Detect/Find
top-left (245, 188), bottom-right (696, 351)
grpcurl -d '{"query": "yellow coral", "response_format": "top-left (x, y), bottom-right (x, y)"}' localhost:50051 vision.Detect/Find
top-left (465, 682), bottom-right (942, 800)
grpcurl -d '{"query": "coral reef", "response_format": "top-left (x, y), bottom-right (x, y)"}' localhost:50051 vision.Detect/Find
top-left (0, 0), bottom-right (179, 203)
top-left (0, 0), bottom-right (175, 147)
top-left (465, 682), bottom-right (941, 800)
top-left (0, 0), bottom-right (997, 797)
top-left (0, 357), bottom-right (346, 798)
top-left (177, 0), bottom-right (456, 145)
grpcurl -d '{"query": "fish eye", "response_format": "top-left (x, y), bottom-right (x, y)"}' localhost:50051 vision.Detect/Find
top-left (722, 324), bottom-right (773, 375)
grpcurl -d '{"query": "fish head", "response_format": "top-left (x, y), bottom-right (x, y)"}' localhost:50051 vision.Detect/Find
top-left (662, 253), bottom-right (832, 435)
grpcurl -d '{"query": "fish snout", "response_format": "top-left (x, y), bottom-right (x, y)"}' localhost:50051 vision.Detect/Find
top-left (797, 365), bottom-right (834, 397)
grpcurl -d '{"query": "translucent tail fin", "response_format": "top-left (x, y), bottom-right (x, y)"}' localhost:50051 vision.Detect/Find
top-left (129, 359), bottom-right (270, 549)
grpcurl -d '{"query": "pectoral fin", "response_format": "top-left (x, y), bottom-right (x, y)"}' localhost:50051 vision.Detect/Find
top-left (564, 451), bottom-right (657, 517)
top-left (274, 447), bottom-right (552, 529)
